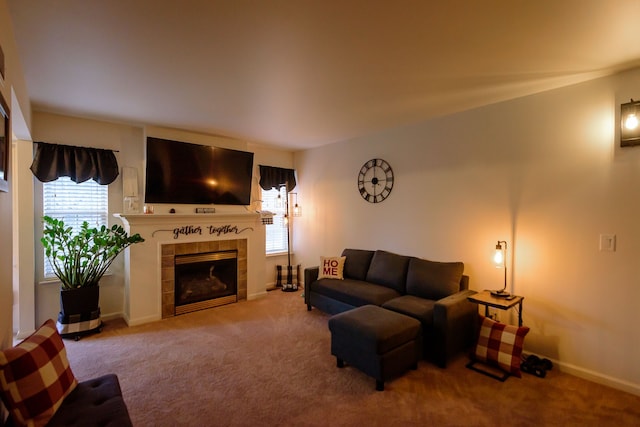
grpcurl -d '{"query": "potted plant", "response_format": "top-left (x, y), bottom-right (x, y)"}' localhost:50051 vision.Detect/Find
top-left (41, 215), bottom-right (144, 338)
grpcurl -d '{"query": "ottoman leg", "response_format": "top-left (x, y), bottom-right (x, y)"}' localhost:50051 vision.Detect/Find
top-left (337, 358), bottom-right (344, 368)
top-left (376, 380), bottom-right (384, 391)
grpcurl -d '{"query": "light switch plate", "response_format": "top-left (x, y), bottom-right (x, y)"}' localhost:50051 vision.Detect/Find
top-left (599, 234), bottom-right (616, 252)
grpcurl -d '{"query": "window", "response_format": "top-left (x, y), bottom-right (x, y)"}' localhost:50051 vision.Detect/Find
top-left (42, 177), bottom-right (108, 277)
top-left (262, 186), bottom-right (288, 254)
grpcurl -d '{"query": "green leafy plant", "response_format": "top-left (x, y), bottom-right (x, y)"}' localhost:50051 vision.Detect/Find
top-left (41, 216), bottom-right (145, 290)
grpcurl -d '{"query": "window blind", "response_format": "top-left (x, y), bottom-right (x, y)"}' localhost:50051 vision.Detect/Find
top-left (262, 187), bottom-right (288, 254)
top-left (42, 176), bottom-right (108, 277)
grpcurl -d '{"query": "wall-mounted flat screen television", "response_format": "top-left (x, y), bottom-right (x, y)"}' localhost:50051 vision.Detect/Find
top-left (145, 137), bottom-right (254, 205)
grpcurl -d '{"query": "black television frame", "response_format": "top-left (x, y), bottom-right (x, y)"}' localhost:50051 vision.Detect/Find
top-left (144, 137), bottom-right (254, 206)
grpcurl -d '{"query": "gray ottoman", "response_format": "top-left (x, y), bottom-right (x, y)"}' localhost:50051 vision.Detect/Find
top-left (328, 305), bottom-right (422, 391)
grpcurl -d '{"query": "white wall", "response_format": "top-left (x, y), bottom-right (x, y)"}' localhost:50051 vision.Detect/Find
top-left (31, 112), bottom-right (144, 325)
top-left (1, 0), bottom-right (32, 350)
top-left (29, 112), bottom-right (294, 325)
top-left (294, 68), bottom-right (640, 395)
top-left (249, 143), bottom-right (296, 287)
top-left (13, 139), bottom-right (35, 339)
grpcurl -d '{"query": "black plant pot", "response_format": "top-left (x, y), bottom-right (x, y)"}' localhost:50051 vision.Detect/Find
top-left (58, 286), bottom-right (102, 340)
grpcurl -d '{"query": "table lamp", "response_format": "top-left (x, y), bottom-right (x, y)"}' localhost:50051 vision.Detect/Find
top-left (491, 240), bottom-right (510, 297)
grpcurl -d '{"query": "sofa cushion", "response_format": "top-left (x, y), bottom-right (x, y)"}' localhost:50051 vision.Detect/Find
top-left (365, 250), bottom-right (411, 293)
top-left (341, 249), bottom-right (375, 280)
top-left (311, 279), bottom-right (401, 307)
top-left (0, 319), bottom-right (78, 427)
top-left (406, 258), bottom-right (464, 300)
top-left (472, 315), bottom-right (530, 377)
top-left (318, 256), bottom-right (346, 280)
top-left (45, 374), bottom-right (132, 427)
top-left (382, 295), bottom-right (436, 328)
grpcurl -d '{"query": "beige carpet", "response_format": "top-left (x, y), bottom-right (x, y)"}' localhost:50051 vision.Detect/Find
top-left (63, 290), bottom-right (640, 426)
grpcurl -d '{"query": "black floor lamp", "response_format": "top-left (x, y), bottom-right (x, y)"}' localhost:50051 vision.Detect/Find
top-left (281, 188), bottom-right (300, 292)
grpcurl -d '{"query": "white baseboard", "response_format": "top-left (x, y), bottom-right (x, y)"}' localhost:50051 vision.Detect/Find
top-left (15, 329), bottom-right (36, 340)
top-left (125, 313), bottom-right (162, 327)
top-left (100, 312), bottom-right (124, 322)
top-left (248, 290), bottom-right (268, 300)
top-left (535, 354), bottom-right (640, 397)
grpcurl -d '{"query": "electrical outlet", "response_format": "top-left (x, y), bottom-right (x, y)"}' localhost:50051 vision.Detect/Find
top-left (599, 234), bottom-right (616, 252)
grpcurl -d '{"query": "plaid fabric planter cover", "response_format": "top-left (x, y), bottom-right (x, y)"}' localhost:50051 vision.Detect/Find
top-left (56, 286), bottom-right (102, 338)
top-left (56, 308), bottom-right (102, 338)
top-left (276, 264), bottom-right (300, 290)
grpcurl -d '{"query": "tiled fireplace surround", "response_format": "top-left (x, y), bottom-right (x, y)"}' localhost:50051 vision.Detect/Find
top-left (116, 212), bottom-right (262, 326)
top-left (160, 239), bottom-right (247, 318)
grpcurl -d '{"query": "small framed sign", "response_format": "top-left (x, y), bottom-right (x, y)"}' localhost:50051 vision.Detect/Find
top-left (0, 44), bottom-right (5, 83)
top-left (0, 91), bottom-right (9, 192)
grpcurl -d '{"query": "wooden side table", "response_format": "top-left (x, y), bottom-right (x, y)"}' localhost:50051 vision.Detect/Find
top-left (467, 290), bottom-right (524, 326)
top-left (466, 290), bottom-right (526, 381)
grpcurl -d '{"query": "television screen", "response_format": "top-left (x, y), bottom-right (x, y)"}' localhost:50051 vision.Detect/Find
top-left (145, 137), bottom-right (254, 205)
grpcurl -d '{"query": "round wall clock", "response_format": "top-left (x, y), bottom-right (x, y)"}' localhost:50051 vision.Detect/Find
top-left (357, 158), bottom-right (394, 203)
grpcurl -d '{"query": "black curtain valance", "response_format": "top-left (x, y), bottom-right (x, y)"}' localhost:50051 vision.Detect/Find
top-left (30, 142), bottom-right (119, 185)
top-left (259, 165), bottom-right (296, 192)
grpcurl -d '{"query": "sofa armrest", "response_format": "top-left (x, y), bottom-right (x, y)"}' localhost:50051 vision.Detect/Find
top-left (432, 289), bottom-right (478, 367)
top-left (304, 267), bottom-right (319, 306)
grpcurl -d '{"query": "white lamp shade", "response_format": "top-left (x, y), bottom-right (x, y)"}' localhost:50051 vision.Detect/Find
top-left (493, 242), bottom-right (505, 268)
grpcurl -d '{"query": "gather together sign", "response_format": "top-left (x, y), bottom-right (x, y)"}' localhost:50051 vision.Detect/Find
top-left (151, 224), bottom-right (253, 239)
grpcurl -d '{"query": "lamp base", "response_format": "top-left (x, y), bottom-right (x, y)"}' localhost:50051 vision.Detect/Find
top-left (490, 289), bottom-right (511, 298)
top-left (281, 283), bottom-right (298, 292)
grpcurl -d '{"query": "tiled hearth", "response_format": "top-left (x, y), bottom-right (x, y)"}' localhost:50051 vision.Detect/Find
top-left (160, 239), bottom-right (247, 318)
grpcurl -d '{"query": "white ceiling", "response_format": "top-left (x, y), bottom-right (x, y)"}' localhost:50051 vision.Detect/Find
top-left (7, 0), bottom-right (640, 150)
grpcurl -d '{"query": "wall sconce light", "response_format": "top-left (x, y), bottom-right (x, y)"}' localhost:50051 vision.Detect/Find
top-left (491, 240), bottom-right (510, 298)
top-left (620, 99), bottom-right (640, 147)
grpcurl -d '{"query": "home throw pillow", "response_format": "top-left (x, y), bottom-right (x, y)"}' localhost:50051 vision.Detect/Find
top-left (0, 319), bottom-right (78, 427)
top-left (318, 256), bottom-right (346, 280)
top-left (472, 315), bottom-right (530, 377)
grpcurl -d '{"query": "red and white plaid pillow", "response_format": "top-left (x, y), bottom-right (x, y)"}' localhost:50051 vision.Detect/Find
top-left (472, 315), bottom-right (530, 377)
top-left (0, 319), bottom-right (78, 427)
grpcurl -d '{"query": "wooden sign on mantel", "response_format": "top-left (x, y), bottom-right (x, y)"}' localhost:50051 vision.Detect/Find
top-left (152, 224), bottom-right (254, 239)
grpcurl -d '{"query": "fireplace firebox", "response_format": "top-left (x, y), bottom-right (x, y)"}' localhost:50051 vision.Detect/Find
top-left (174, 250), bottom-right (238, 315)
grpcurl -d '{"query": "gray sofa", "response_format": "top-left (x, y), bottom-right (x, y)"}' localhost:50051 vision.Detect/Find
top-left (304, 249), bottom-right (478, 367)
top-left (5, 374), bottom-right (132, 427)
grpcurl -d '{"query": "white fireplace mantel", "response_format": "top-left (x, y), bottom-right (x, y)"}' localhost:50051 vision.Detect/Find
top-left (115, 211), bottom-right (259, 224)
top-left (115, 212), bottom-right (266, 326)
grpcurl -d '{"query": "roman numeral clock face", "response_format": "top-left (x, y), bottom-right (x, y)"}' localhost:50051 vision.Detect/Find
top-left (357, 158), bottom-right (394, 203)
